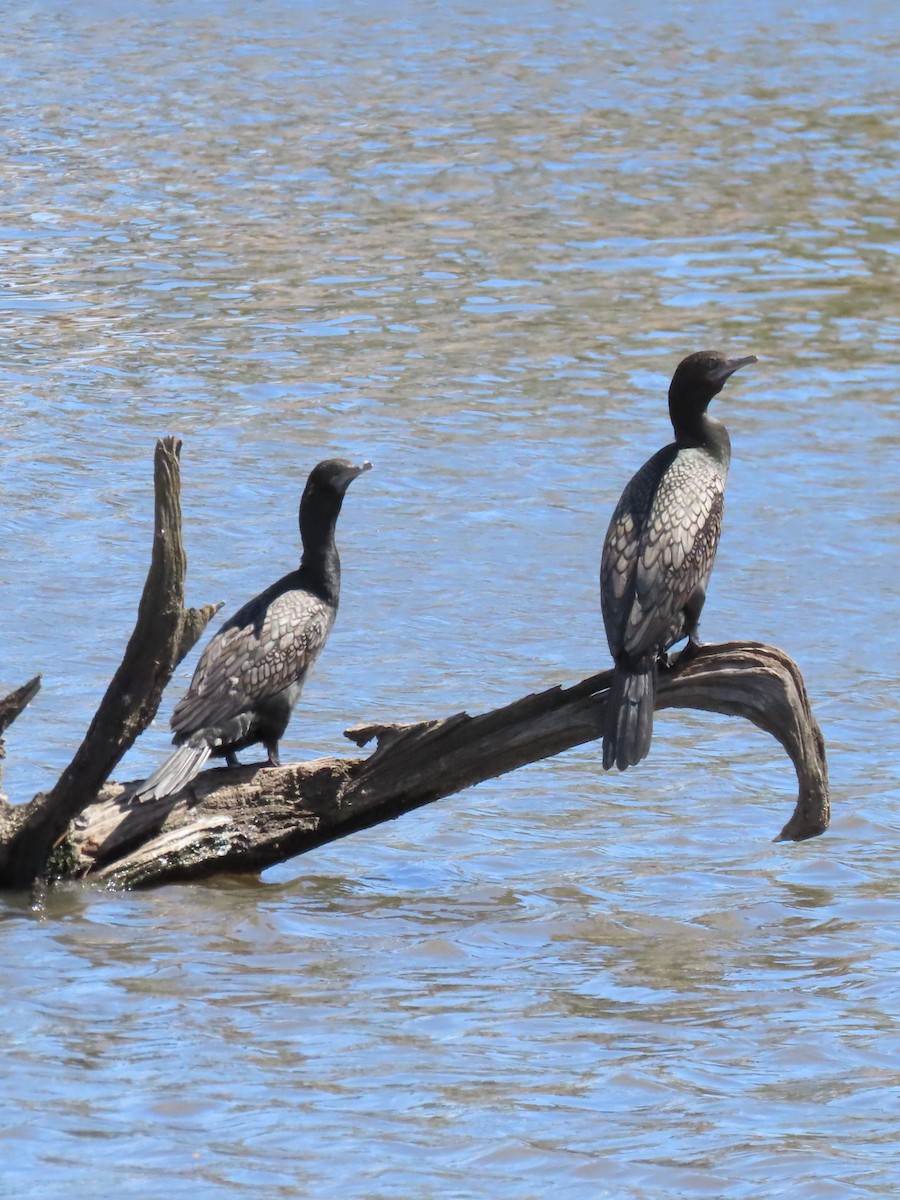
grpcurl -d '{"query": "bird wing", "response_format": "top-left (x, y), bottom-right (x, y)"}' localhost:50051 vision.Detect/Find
top-left (622, 449), bottom-right (725, 658)
top-left (171, 587), bottom-right (335, 736)
top-left (601, 446), bottom-right (676, 653)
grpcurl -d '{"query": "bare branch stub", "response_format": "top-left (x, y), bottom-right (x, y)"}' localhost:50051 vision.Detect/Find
top-left (0, 677), bottom-right (42, 825)
top-left (0, 439), bottom-right (219, 890)
top-left (177, 603), bottom-right (225, 665)
top-left (0, 677), bottom-right (41, 741)
top-left (64, 640), bottom-right (829, 889)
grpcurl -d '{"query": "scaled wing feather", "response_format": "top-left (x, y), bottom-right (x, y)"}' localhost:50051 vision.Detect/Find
top-left (601, 446), bottom-right (725, 663)
top-left (171, 590), bottom-right (335, 735)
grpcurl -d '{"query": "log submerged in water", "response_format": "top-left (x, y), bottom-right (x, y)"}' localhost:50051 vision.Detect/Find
top-left (0, 440), bottom-right (830, 892)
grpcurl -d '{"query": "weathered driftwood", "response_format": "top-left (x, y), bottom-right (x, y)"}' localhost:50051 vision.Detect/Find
top-left (0, 439), bottom-right (220, 890)
top-left (0, 438), bottom-right (830, 892)
top-left (63, 638), bottom-right (829, 889)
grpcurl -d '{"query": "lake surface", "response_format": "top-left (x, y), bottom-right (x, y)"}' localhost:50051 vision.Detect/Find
top-left (1, 1), bottom-right (899, 1195)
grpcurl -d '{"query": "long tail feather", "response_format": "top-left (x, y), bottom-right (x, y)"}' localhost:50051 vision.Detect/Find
top-left (602, 663), bottom-right (657, 771)
top-left (133, 742), bottom-right (212, 802)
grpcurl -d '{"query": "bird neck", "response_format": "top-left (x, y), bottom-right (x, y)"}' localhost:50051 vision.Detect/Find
top-left (671, 408), bottom-right (731, 467)
top-left (298, 507), bottom-right (342, 606)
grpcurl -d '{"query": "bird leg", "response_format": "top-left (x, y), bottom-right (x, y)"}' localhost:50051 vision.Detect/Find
top-left (658, 633), bottom-right (706, 673)
top-left (225, 750), bottom-right (241, 767)
top-left (264, 743), bottom-right (281, 769)
top-left (673, 585), bottom-right (709, 667)
top-left (677, 635), bottom-right (705, 665)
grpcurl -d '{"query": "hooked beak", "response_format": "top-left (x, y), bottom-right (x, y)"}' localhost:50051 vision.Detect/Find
top-left (334, 460), bottom-right (372, 493)
top-left (713, 354), bottom-right (758, 384)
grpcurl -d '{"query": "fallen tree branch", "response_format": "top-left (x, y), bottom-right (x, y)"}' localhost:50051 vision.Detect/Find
top-left (1, 441), bottom-right (830, 894)
top-left (0, 439), bottom-right (220, 890)
top-left (64, 639), bottom-right (829, 889)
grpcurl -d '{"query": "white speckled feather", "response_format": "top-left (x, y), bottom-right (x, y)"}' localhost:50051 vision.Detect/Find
top-left (172, 590), bottom-right (335, 735)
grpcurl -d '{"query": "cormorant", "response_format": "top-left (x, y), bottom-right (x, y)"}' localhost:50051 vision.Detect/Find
top-left (135, 457), bottom-right (371, 801)
top-left (600, 350), bottom-right (756, 771)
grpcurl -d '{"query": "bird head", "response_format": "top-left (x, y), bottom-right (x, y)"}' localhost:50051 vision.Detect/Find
top-left (299, 458), bottom-right (372, 540)
top-left (306, 459), bottom-right (373, 497)
top-left (669, 351), bottom-right (757, 414)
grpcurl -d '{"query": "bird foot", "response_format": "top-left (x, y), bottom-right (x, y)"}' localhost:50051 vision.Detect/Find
top-left (264, 749), bottom-right (281, 768)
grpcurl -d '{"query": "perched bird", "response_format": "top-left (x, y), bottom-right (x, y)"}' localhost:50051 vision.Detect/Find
top-left (600, 351), bottom-right (756, 771)
top-left (135, 458), bottom-right (371, 801)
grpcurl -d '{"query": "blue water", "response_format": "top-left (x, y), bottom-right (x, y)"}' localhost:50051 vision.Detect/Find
top-left (1, 2), bottom-right (899, 1196)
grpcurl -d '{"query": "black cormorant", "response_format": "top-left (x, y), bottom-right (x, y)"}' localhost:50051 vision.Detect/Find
top-left (600, 351), bottom-right (756, 771)
top-left (135, 457), bottom-right (371, 801)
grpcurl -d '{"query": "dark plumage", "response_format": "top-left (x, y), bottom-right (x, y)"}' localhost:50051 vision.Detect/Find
top-left (600, 350), bottom-right (756, 771)
top-left (136, 458), bottom-right (371, 801)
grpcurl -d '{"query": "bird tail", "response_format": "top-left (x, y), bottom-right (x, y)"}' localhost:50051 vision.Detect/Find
top-left (132, 742), bottom-right (212, 802)
top-left (603, 663), bottom-right (657, 771)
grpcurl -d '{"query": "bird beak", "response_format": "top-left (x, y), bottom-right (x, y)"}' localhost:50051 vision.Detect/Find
top-left (347, 461), bottom-right (373, 482)
top-left (714, 354), bottom-right (757, 383)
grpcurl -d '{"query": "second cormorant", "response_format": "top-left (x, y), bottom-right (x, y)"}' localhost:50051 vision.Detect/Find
top-left (135, 457), bottom-right (371, 801)
top-left (600, 350), bottom-right (756, 771)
